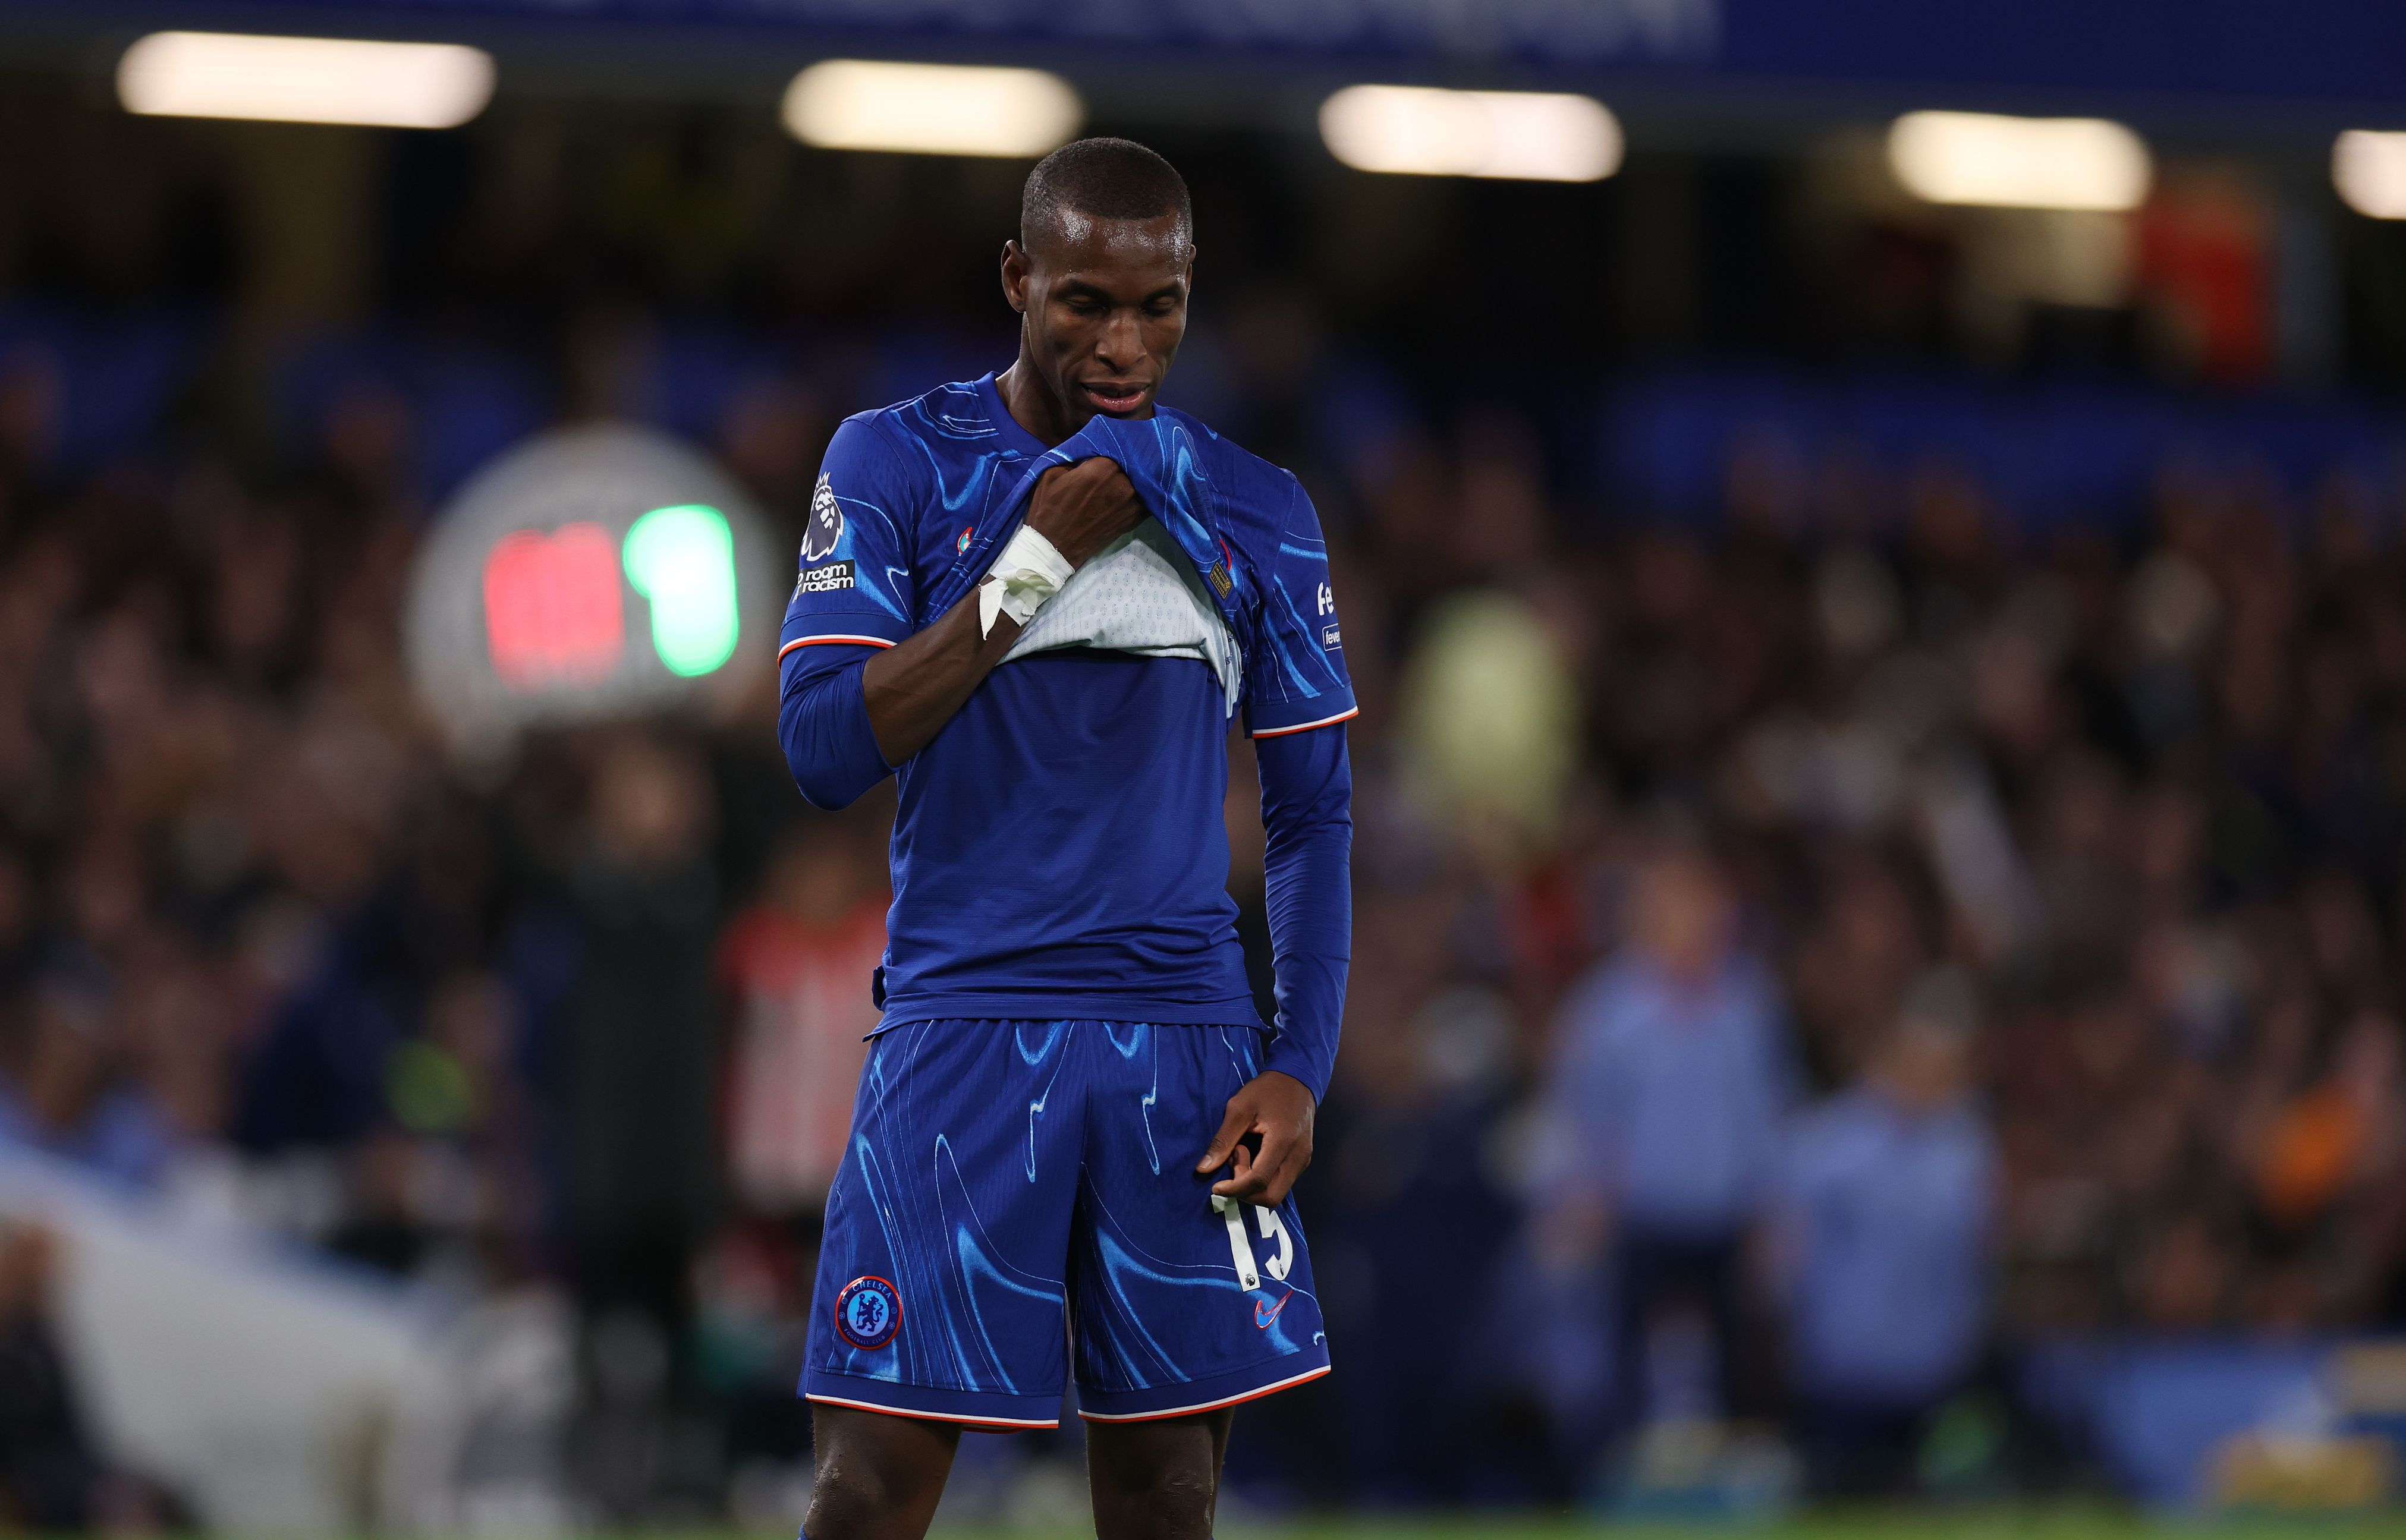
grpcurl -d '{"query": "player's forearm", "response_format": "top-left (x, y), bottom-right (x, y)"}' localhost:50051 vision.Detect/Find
top-left (1257, 726), bottom-right (1354, 1103)
top-left (859, 594), bottom-right (1021, 763)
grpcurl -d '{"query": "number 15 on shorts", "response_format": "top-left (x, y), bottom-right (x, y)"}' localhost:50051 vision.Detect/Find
top-left (1210, 1194), bottom-right (1292, 1292)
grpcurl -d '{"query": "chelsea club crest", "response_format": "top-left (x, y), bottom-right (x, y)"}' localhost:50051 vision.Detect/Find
top-left (834, 1275), bottom-right (902, 1349)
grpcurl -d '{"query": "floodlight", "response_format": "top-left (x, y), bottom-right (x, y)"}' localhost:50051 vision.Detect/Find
top-left (2335, 130), bottom-right (2406, 219)
top-left (1888, 111), bottom-right (2151, 211)
top-left (118, 31), bottom-right (493, 128)
top-left (1319, 85), bottom-right (1622, 182)
top-left (781, 60), bottom-right (1080, 157)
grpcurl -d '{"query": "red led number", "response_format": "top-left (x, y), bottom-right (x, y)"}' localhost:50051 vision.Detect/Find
top-left (483, 522), bottom-right (624, 691)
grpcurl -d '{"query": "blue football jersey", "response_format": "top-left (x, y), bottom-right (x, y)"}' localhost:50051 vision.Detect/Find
top-left (776, 373), bottom-right (1357, 1029)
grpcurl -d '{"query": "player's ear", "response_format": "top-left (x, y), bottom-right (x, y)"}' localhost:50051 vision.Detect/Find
top-left (1001, 240), bottom-right (1031, 313)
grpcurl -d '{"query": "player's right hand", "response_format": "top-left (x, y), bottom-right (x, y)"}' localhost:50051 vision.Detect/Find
top-left (1026, 457), bottom-right (1146, 568)
top-left (1197, 1069), bottom-right (1316, 1209)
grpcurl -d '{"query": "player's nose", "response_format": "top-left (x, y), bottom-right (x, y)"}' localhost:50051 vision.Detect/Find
top-left (1095, 308), bottom-right (1144, 367)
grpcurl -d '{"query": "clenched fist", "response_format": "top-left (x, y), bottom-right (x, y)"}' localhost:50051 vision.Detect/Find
top-left (1026, 457), bottom-right (1147, 568)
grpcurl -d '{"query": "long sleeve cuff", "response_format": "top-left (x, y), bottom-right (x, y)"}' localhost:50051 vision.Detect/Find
top-left (778, 653), bottom-right (894, 810)
top-left (1257, 724), bottom-right (1354, 1104)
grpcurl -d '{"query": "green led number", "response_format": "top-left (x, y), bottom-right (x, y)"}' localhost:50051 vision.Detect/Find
top-left (623, 504), bottom-right (740, 678)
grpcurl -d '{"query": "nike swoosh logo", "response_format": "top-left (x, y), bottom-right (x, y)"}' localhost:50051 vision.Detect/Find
top-left (1254, 1290), bottom-right (1293, 1329)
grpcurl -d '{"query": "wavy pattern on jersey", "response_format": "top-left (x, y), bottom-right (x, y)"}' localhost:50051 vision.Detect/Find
top-left (804, 1018), bottom-right (1328, 1413)
top-left (983, 408), bottom-right (1345, 722)
top-left (892, 388), bottom-right (1021, 523)
top-left (818, 480), bottom-right (911, 626)
top-left (781, 375), bottom-right (1355, 739)
top-left (891, 385), bottom-right (1034, 606)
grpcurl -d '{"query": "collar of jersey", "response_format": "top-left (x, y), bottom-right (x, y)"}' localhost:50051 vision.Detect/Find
top-left (929, 383), bottom-right (1249, 638)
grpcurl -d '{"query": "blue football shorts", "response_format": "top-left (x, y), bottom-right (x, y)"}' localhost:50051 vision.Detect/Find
top-left (800, 1018), bottom-right (1331, 1429)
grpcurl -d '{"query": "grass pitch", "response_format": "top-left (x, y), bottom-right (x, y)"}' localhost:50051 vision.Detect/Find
top-left (916, 1511), bottom-right (2406, 1539)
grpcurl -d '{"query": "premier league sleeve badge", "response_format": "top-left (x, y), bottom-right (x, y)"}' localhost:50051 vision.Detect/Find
top-left (803, 473), bottom-right (845, 563)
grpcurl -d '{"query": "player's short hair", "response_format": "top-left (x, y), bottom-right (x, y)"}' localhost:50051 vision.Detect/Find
top-left (1019, 138), bottom-right (1191, 254)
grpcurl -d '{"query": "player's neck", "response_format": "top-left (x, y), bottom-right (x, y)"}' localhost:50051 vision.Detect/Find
top-left (995, 359), bottom-right (1084, 446)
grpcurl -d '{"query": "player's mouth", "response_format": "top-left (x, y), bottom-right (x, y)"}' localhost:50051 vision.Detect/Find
top-left (1080, 380), bottom-right (1152, 415)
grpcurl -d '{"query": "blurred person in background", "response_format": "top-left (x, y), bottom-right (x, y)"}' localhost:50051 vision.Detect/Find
top-left (0, 1223), bottom-right (138, 1529)
top-left (0, 977), bottom-right (176, 1188)
top-left (558, 732), bottom-right (722, 1515)
top-left (699, 814), bottom-right (886, 1484)
top-left (561, 732), bottom-right (722, 1317)
top-left (1776, 977), bottom-right (1998, 1497)
top-left (1540, 848), bottom-right (1790, 1448)
top-left (2243, 1007), bottom-right (2406, 1322)
top-left (331, 970), bottom-right (538, 1290)
top-left (715, 817), bottom-right (886, 1238)
top-left (1304, 983), bottom-right (1520, 1505)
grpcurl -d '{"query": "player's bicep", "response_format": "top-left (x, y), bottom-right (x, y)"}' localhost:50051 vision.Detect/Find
top-left (778, 644), bottom-right (892, 809)
top-left (779, 635), bottom-right (882, 699)
top-left (779, 417), bottom-right (918, 656)
top-left (1241, 480), bottom-right (1358, 739)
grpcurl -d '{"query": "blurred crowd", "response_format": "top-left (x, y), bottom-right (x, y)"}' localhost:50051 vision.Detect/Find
top-left (1, 301), bottom-right (2405, 1517)
top-left (1301, 418), bottom-right (2406, 1504)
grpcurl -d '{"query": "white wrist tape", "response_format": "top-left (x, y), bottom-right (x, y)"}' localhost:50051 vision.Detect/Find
top-left (977, 525), bottom-right (1075, 638)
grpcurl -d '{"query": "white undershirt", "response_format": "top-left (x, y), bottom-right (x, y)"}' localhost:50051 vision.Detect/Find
top-left (1003, 517), bottom-right (1241, 714)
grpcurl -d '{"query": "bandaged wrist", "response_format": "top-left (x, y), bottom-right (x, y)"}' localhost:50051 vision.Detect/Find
top-left (977, 525), bottom-right (1075, 638)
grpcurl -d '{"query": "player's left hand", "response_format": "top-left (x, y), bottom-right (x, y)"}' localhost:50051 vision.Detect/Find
top-left (1197, 1070), bottom-right (1316, 1208)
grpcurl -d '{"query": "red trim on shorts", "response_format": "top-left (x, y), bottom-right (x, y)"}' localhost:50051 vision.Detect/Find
top-left (804, 1393), bottom-right (1059, 1430)
top-left (1077, 1363), bottom-right (1332, 1423)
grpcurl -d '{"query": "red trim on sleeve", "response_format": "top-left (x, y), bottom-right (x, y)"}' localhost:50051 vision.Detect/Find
top-left (779, 634), bottom-right (899, 659)
top-left (1249, 706), bottom-right (1359, 739)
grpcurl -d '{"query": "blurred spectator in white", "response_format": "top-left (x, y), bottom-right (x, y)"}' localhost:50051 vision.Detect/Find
top-left (1397, 589), bottom-right (1581, 864)
top-left (714, 820), bottom-right (885, 1229)
top-left (1540, 848), bottom-right (1791, 1439)
top-left (1778, 973), bottom-right (1998, 1495)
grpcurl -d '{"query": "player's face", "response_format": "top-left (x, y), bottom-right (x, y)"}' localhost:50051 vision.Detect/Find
top-left (1004, 212), bottom-right (1192, 426)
